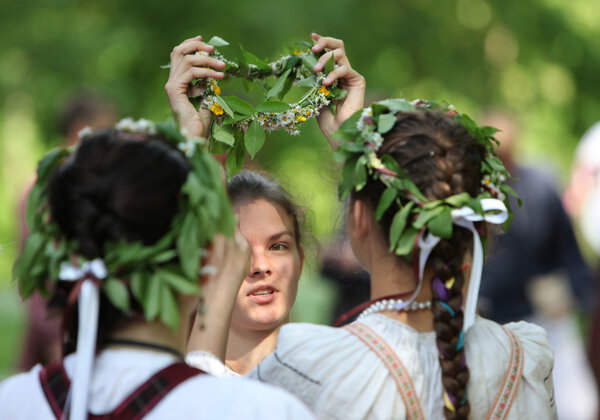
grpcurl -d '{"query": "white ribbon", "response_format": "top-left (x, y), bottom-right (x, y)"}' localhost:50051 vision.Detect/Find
top-left (58, 258), bottom-right (107, 420)
top-left (417, 198), bottom-right (508, 331)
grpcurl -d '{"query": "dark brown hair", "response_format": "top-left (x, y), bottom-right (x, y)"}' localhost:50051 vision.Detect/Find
top-left (227, 170), bottom-right (305, 249)
top-left (48, 129), bottom-right (190, 351)
top-left (352, 111), bottom-right (485, 419)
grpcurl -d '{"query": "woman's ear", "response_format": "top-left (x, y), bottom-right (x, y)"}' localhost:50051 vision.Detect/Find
top-left (349, 199), bottom-right (372, 240)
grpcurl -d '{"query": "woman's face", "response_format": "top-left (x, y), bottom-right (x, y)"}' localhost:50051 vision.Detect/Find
top-left (231, 199), bottom-right (303, 333)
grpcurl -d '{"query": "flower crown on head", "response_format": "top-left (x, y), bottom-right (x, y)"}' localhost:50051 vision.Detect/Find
top-left (164, 36), bottom-right (346, 175)
top-left (334, 98), bottom-right (518, 258)
top-left (14, 118), bottom-right (235, 329)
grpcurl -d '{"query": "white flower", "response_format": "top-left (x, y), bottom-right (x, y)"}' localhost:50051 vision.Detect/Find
top-left (371, 133), bottom-right (383, 149)
top-left (178, 141), bottom-right (196, 157)
top-left (367, 152), bottom-right (385, 170)
top-left (78, 126), bottom-right (93, 139)
top-left (178, 137), bottom-right (206, 158)
top-left (115, 118), bottom-right (157, 135)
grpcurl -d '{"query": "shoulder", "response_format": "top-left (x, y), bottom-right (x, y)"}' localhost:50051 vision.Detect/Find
top-left (157, 372), bottom-right (315, 419)
top-left (0, 365), bottom-right (55, 419)
top-left (466, 318), bottom-right (555, 417)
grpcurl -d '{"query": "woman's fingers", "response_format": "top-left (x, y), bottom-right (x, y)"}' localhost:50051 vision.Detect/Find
top-left (171, 38), bottom-right (214, 59)
top-left (313, 48), bottom-right (348, 73)
top-left (182, 54), bottom-right (225, 70)
top-left (311, 33), bottom-right (345, 53)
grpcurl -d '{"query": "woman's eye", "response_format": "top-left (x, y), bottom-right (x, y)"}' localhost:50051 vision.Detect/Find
top-left (270, 243), bottom-right (288, 251)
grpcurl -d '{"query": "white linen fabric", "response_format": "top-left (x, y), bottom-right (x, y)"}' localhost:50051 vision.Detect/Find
top-left (0, 348), bottom-right (314, 420)
top-left (186, 350), bottom-right (240, 377)
top-left (248, 315), bottom-right (556, 420)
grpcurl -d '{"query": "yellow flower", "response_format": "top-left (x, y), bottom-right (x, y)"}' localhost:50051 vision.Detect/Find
top-left (293, 49), bottom-right (302, 56)
top-left (210, 80), bottom-right (221, 95)
top-left (319, 85), bottom-right (330, 96)
top-left (483, 179), bottom-right (491, 186)
top-left (296, 115), bottom-right (307, 122)
top-left (210, 103), bottom-right (224, 116)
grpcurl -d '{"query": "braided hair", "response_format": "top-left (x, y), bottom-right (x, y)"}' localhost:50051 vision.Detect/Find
top-left (352, 111), bottom-right (485, 419)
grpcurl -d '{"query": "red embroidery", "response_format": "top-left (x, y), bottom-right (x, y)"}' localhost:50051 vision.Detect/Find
top-left (487, 328), bottom-right (525, 419)
top-left (345, 322), bottom-right (425, 420)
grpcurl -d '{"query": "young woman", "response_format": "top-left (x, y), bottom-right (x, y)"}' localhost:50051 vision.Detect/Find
top-left (187, 170), bottom-right (306, 375)
top-left (0, 122), bottom-right (314, 419)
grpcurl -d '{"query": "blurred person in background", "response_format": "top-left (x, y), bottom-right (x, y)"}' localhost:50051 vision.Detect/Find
top-left (564, 121), bottom-right (600, 420)
top-left (479, 110), bottom-right (598, 420)
top-left (18, 90), bottom-right (118, 371)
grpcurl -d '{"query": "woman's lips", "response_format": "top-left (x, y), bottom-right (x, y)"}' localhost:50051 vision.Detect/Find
top-left (247, 285), bottom-right (278, 304)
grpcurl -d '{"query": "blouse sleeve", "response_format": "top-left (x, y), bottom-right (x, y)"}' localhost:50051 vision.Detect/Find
top-left (505, 321), bottom-right (557, 417)
top-left (466, 318), bottom-right (556, 418)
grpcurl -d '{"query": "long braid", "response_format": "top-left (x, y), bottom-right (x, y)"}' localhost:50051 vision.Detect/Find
top-left (353, 111), bottom-right (484, 419)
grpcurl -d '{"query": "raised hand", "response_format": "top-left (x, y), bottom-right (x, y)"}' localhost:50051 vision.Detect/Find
top-left (311, 33), bottom-right (366, 148)
top-left (187, 227), bottom-right (250, 360)
top-left (165, 35), bottom-right (226, 138)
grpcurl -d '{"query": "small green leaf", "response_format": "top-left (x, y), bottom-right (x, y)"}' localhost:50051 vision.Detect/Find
top-left (212, 124), bottom-right (236, 147)
top-left (354, 155), bottom-right (367, 190)
top-left (377, 114), bottom-right (397, 134)
top-left (221, 96), bottom-right (256, 116)
top-left (376, 98), bottom-right (415, 113)
top-left (214, 95), bottom-right (234, 118)
top-left (389, 201), bottom-right (415, 250)
top-left (423, 200), bottom-right (443, 210)
top-left (177, 213), bottom-right (200, 279)
top-left (160, 287), bottom-right (180, 330)
top-left (266, 68), bottom-right (292, 99)
top-left (444, 192), bottom-right (471, 207)
top-left (375, 187), bottom-right (396, 220)
top-left (324, 52), bottom-right (335, 75)
top-left (130, 272), bottom-right (146, 302)
top-left (37, 148), bottom-right (69, 181)
top-left (413, 206), bottom-right (444, 229)
top-left (300, 53), bottom-right (318, 71)
top-left (239, 45), bottom-right (272, 71)
top-left (104, 277), bottom-right (130, 311)
top-left (225, 131), bottom-right (246, 175)
top-left (145, 276), bottom-right (162, 320)
top-left (256, 101), bottom-right (290, 113)
top-left (296, 76), bottom-right (317, 88)
top-left (244, 120), bottom-right (265, 158)
top-left (157, 269), bottom-right (200, 295)
top-left (152, 250), bottom-right (178, 264)
top-left (395, 226), bottom-right (419, 256)
top-left (427, 207), bottom-right (453, 239)
top-left (207, 36), bottom-right (229, 47)
top-left (243, 78), bottom-right (254, 93)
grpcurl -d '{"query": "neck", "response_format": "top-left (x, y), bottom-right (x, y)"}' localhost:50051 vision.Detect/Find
top-left (225, 326), bottom-right (280, 375)
top-left (363, 239), bottom-right (436, 332)
top-left (106, 314), bottom-right (190, 358)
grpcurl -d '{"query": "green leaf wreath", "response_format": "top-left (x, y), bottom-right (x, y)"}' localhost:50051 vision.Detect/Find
top-left (334, 98), bottom-right (519, 258)
top-left (13, 119), bottom-right (235, 330)
top-left (168, 35), bottom-right (346, 174)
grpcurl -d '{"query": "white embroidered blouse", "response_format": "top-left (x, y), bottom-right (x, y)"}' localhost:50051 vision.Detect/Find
top-left (245, 315), bottom-right (556, 419)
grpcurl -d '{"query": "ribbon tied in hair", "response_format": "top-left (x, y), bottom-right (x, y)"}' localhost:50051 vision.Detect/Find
top-left (418, 198), bottom-right (508, 331)
top-left (58, 258), bottom-right (107, 420)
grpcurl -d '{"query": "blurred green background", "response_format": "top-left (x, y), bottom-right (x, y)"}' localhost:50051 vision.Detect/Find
top-left (1, 0), bottom-right (599, 378)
